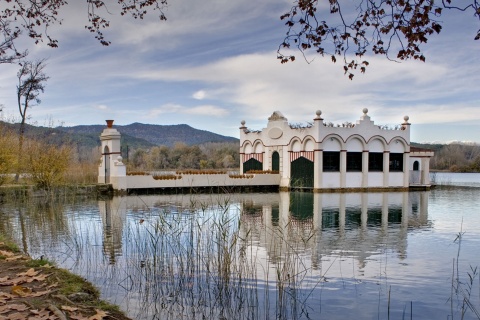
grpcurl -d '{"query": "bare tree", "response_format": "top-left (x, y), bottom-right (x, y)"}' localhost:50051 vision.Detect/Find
top-left (15, 59), bottom-right (49, 181)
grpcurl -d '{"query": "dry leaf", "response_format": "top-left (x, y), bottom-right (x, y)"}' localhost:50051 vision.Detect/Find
top-left (0, 250), bottom-right (14, 257)
top-left (61, 306), bottom-right (78, 312)
top-left (28, 290), bottom-right (52, 298)
top-left (8, 312), bottom-right (30, 320)
top-left (31, 274), bottom-right (48, 282)
top-left (5, 255), bottom-right (24, 261)
top-left (17, 268), bottom-right (39, 277)
top-left (12, 285), bottom-right (32, 296)
top-left (0, 277), bottom-right (8, 283)
top-left (69, 314), bottom-right (89, 320)
top-left (88, 309), bottom-right (108, 320)
top-left (0, 303), bottom-right (28, 314)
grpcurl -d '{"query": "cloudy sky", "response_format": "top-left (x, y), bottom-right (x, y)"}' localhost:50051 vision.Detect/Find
top-left (0, 0), bottom-right (479, 143)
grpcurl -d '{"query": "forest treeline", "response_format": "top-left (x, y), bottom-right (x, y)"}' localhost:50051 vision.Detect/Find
top-left (422, 143), bottom-right (480, 172)
top-left (127, 142), bottom-right (239, 171)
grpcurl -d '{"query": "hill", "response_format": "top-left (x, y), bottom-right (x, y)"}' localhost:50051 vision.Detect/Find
top-left (0, 121), bottom-right (156, 151)
top-left (59, 123), bottom-right (239, 147)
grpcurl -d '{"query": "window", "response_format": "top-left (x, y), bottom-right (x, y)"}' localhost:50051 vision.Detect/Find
top-left (323, 152), bottom-right (340, 172)
top-left (369, 152), bottom-right (383, 171)
top-left (346, 152), bottom-right (362, 172)
top-left (389, 153), bottom-right (403, 172)
top-left (413, 161), bottom-right (419, 171)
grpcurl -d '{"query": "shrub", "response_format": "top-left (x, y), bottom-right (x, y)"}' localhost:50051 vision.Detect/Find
top-left (0, 126), bottom-right (17, 185)
top-left (152, 174), bottom-right (182, 180)
top-left (245, 170), bottom-right (279, 174)
top-left (25, 140), bottom-right (70, 189)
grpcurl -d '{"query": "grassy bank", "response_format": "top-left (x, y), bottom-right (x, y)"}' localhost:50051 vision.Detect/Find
top-left (0, 234), bottom-right (131, 320)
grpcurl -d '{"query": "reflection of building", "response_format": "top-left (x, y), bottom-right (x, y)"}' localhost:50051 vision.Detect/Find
top-left (98, 198), bottom-right (126, 264)
top-left (239, 191), bottom-right (430, 269)
top-left (239, 109), bottom-right (433, 191)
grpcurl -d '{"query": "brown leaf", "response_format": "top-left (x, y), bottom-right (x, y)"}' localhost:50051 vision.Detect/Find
top-left (28, 290), bottom-right (52, 297)
top-left (8, 312), bottom-right (30, 320)
top-left (5, 255), bottom-right (24, 261)
top-left (88, 309), bottom-right (108, 320)
top-left (61, 306), bottom-right (78, 312)
top-left (69, 314), bottom-right (89, 320)
top-left (17, 268), bottom-right (39, 277)
top-left (12, 285), bottom-right (32, 296)
top-left (0, 250), bottom-right (15, 257)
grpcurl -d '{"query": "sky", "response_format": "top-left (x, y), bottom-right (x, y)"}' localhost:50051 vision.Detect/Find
top-left (0, 0), bottom-right (479, 144)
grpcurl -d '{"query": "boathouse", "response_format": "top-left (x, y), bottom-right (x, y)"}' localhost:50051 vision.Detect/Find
top-left (98, 109), bottom-right (433, 192)
top-left (239, 109), bottom-right (433, 191)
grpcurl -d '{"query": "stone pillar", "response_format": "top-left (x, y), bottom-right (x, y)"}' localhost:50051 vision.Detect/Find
top-left (421, 157), bottom-right (430, 185)
top-left (383, 151), bottom-right (390, 187)
top-left (340, 150), bottom-right (347, 188)
top-left (362, 150), bottom-right (369, 188)
top-left (314, 149), bottom-right (322, 189)
top-left (403, 152), bottom-right (410, 187)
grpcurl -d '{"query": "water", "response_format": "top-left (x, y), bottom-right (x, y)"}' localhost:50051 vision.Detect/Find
top-left (0, 173), bottom-right (479, 319)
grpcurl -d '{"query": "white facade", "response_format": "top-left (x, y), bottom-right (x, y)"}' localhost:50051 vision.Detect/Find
top-left (98, 120), bottom-right (127, 190)
top-left (239, 109), bottom-right (433, 191)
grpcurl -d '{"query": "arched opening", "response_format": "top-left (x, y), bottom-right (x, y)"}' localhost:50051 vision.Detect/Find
top-left (272, 151), bottom-right (280, 172)
top-left (413, 161), bottom-right (419, 171)
top-left (290, 157), bottom-right (314, 188)
top-left (104, 145), bottom-right (110, 184)
top-left (243, 158), bottom-right (262, 173)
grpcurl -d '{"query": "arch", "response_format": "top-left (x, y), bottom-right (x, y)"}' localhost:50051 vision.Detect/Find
top-left (242, 141), bottom-right (253, 154)
top-left (388, 137), bottom-right (408, 153)
top-left (304, 138), bottom-right (315, 152)
top-left (368, 136), bottom-right (387, 152)
top-left (345, 136), bottom-right (365, 152)
top-left (322, 135), bottom-right (343, 151)
top-left (103, 145), bottom-right (110, 184)
top-left (290, 138), bottom-right (302, 152)
top-left (290, 156), bottom-right (314, 188)
top-left (272, 151), bottom-right (280, 172)
top-left (243, 158), bottom-right (262, 173)
top-left (413, 161), bottom-right (419, 171)
top-left (253, 140), bottom-right (264, 153)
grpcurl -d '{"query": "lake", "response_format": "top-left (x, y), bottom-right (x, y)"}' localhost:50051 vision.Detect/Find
top-left (0, 172), bottom-right (479, 319)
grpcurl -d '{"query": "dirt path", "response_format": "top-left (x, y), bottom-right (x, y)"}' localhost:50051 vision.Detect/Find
top-left (0, 241), bottom-right (131, 320)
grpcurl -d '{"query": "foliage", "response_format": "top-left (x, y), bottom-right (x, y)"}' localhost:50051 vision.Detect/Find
top-left (24, 139), bottom-right (70, 189)
top-left (0, 124), bottom-right (17, 185)
top-left (228, 174), bottom-right (254, 179)
top-left (130, 142), bottom-right (239, 171)
top-left (246, 170), bottom-right (279, 174)
top-left (278, 0), bottom-right (480, 79)
top-left (152, 174), bottom-right (181, 180)
top-left (0, 0), bottom-right (167, 63)
top-left (424, 143), bottom-right (480, 172)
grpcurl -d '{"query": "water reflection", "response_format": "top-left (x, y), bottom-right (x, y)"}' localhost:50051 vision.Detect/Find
top-left (6, 191), bottom-right (471, 320)
top-left (86, 191), bottom-right (433, 319)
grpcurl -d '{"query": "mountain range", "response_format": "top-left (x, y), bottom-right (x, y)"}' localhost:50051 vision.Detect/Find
top-left (1, 121), bottom-right (239, 149)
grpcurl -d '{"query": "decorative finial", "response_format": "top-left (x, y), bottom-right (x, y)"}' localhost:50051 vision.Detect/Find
top-left (316, 110), bottom-right (322, 117)
top-left (404, 115), bottom-right (409, 122)
top-left (241, 120), bottom-right (246, 126)
top-left (106, 120), bottom-right (114, 128)
top-left (362, 108), bottom-right (368, 115)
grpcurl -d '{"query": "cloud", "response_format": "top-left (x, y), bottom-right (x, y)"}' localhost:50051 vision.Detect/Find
top-left (95, 104), bottom-right (109, 110)
top-left (192, 90), bottom-right (207, 100)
